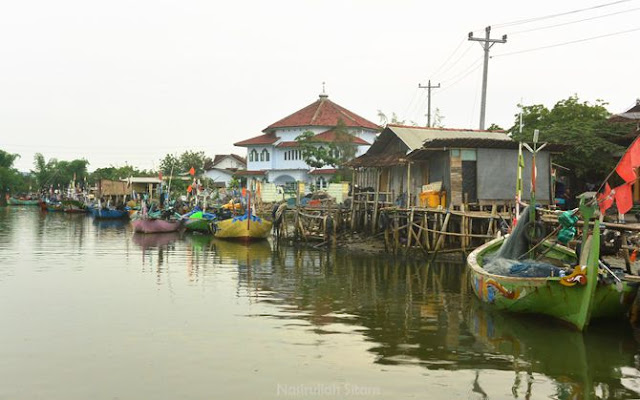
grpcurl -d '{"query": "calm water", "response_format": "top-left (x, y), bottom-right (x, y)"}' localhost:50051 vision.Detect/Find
top-left (2, 207), bottom-right (640, 399)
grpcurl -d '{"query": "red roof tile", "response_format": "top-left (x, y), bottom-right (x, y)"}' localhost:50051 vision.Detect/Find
top-left (234, 132), bottom-right (279, 147)
top-left (309, 169), bottom-right (338, 175)
top-left (276, 141), bottom-right (300, 148)
top-left (265, 94), bottom-right (379, 131)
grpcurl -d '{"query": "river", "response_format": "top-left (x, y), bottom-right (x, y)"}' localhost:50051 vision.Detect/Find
top-left (1, 206), bottom-right (640, 399)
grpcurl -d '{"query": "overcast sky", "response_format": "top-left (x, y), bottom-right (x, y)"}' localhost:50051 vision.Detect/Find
top-left (1, 0), bottom-right (638, 172)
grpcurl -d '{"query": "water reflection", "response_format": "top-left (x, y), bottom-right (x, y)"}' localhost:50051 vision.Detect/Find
top-left (2, 209), bottom-right (640, 399)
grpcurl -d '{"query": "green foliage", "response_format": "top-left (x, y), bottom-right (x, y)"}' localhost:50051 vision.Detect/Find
top-left (487, 123), bottom-right (503, 131)
top-left (32, 153), bottom-right (89, 189)
top-left (227, 177), bottom-right (240, 190)
top-left (89, 165), bottom-right (154, 184)
top-left (508, 95), bottom-right (632, 184)
top-left (159, 151), bottom-right (213, 176)
top-left (295, 119), bottom-right (359, 169)
top-left (0, 150), bottom-right (29, 202)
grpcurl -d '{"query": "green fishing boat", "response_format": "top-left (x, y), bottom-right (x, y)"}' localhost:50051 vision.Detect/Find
top-left (8, 196), bottom-right (40, 206)
top-left (467, 219), bottom-right (637, 330)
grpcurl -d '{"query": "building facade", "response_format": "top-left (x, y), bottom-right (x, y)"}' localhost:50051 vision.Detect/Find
top-left (234, 93), bottom-right (379, 189)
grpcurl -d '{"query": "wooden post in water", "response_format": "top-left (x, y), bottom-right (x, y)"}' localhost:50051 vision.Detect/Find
top-left (372, 168), bottom-right (381, 234)
top-left (350, 169), bottom-right (357, 232)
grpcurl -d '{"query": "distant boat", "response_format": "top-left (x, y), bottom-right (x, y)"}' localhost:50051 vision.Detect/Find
top-left (182, 209), bottom-right (218, 233)
top-left (214, 214), bottom-right (272, 241)
top-left (8, 197), bottom-right (40, 206)
top-left (87, 206), bottom-right (129, 220)
top-left (131, 207), bottom-right (184, 234)
top-left (131, 218), bottom-right (184, 234)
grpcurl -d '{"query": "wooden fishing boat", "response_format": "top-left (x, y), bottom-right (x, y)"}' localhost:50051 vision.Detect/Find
top-left (182, 210), bottom-right (217, 233)
top-left (131, 218), bottom-right (183, 234)
top-left (87, 206), bottom-right (129, 220)
top-left (7, 197), bottom-right (40, 206)
top-left (467, 218), bottom-right (637, 330)
top-left (213, 214), bottom-right (272, 241)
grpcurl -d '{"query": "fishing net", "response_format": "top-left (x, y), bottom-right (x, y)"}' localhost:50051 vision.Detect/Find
top-left (484, 206), bottom-right (565, 278)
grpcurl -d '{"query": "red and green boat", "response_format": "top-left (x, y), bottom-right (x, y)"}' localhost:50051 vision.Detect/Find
top-left (468, 208), bottom-right (637, 331)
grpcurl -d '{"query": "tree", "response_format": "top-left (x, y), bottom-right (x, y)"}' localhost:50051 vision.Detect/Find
top-left (89, 165), bottom-right (154, 184)
top-left (508, 95), bottom-right (633, 189)
top-left (32, 153), bottom-right (89, 189)
top-left (159, 151), bottom-right (213, 176)
top-left (0, 150), bottom-right (26, 204)
top-left (296, 119), bottom-right (359, 169)
top-left (487, 123), bottom-right (503, 131)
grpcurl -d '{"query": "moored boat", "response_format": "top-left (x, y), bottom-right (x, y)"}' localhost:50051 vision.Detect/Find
top-left (467, 208), bottom-right (637, 330)
top-left (88, 206), bottom-right (129, 220)
top-left (131, 218), bottom-right (184, 234)
top-left (213, 214), bottom-right (272, 241)
top-left (8, 196), bottom-right (40, 206)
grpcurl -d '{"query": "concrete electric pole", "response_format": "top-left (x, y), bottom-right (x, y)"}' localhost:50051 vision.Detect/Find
top-left (468, 26), bottom-right (507, 130)
top-left (418, 80), bottom-right (440, 127)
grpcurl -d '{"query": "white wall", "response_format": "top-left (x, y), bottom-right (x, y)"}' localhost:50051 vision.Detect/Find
top-left (214, 157), bottom-right (244, 170)
top-left (203, 169), bottom-right (234, 186)
top-left (246, 146), bottom-right (274, 171)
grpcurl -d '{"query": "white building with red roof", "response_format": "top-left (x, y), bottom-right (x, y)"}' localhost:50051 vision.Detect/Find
top-left (234, 92), bottom-right (379, 188)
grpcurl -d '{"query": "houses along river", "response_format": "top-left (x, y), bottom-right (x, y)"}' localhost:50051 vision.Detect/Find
top-left (2, 206), bottom-right (640, 399)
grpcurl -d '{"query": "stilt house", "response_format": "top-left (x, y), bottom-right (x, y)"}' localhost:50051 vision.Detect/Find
top-left (347, 125), bottom-right (559, 208)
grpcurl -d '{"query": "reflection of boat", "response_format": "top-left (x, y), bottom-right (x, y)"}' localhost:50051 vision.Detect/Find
top-left (132, 232), bottom-right (180, 249)
top-left (467, 300), bottom-right (639, 399)
top-left (210, 238), bottom-right (272, 265)
top-left (8, 197), bottom-right (40, 206)
top-left (214, 214), bottom-right (272, 241)
top-left (93, 218), bottom-right (128, 230)
top-left (468, 210), bottom-right (637, 330)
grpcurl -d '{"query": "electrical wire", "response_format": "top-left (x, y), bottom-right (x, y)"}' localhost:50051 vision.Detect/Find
top-left (427, 38), bottom-right (467, 80)
top-left (438, 60), bottom-right (484, 94)
top-left (492, 0), bottom-right (635, 28)
top-left (508, 6), bottom-right (640, 35)
top-left (493, 26), bottom-right (640, 57)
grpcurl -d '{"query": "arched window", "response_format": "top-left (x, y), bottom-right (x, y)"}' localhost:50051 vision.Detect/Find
top-left (250, 149), bottom-right (258, 162)
top-left (261, 149), bottom-right (269, 162)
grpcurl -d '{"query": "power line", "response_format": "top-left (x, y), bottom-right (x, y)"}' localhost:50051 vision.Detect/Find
top-left (493, 26), bottom-right (640, 57)
top-left (439, 61), bottom-right (483, 94)
top-left (428, 38), bottom-right (467, 80)
top-left (508, 6), bottom-right (640, 35)
top-left (432, 43), bottom-right (474, 81)
top-left (492, 0), bottom-right (635, 28)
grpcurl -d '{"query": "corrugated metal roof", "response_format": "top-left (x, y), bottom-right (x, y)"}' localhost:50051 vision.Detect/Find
top-left (388, 125), bottom-right (512, 150)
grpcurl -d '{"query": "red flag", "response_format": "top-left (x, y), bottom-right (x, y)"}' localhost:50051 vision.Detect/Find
top-left (158, 171), bottom-right (163, 180)
top-left (614, 183), bottom-right (633, 214)
top-left (597, 182), bottom-right (614, 215)
top-left (629, 138), bottom-right (640, 167)
top-left (616, 150), bottom-right (637, 183)
top-left (189, 167), bottom-right (195, 176)
top-left (187, 185), bottom-right (193, 193)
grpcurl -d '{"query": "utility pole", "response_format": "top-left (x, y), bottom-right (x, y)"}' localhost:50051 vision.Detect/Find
top-left (418, 80), bottom-right (440, 127)
top-left (468, 26), bottom-right (507, 130)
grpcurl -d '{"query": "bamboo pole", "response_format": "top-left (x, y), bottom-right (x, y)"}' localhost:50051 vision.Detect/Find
top-left (372, 168), bottom-right (381, 234)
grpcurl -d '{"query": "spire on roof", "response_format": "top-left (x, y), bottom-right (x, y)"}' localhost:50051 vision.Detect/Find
top-left (320, 81), bottom-right (328, 99)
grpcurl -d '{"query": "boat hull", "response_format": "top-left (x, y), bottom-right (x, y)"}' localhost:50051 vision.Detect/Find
top-left (214, 216), bottom-right (272, 241)
top-left (131, 219), bottom-right (183, 234)
top-left (88, 207), bottom-right (129, 219)
top-left (8, 197), bottom-right (40, 206)
top-left (467, 236), bottom-right (637, 330)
